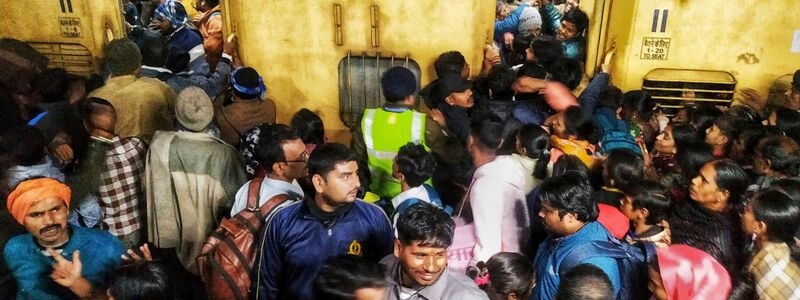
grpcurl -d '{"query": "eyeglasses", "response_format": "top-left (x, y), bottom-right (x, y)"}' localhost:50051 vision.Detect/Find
top-left (282, 152), bottom-right (309, 163)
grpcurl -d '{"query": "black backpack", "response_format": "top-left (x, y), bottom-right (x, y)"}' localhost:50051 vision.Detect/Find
top-left (559, 236), bottom-right (657, 300)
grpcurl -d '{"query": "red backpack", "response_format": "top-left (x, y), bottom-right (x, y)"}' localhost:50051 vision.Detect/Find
top-left (196, 177), bottom-right (293, 300)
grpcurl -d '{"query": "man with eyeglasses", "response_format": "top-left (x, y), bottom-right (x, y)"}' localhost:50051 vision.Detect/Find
top-left (230, 124), bottom-right (308, 216)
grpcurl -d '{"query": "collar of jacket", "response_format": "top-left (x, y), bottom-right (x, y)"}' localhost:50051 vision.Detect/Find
top-left (301, 197), bottom-right (354, 225)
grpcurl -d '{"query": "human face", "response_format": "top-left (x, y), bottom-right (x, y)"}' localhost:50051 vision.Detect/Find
top-left (313, 161), bottom-right (360, 210)
top-left (672, 109), bottom-right (689, 123)
top-left (753, 151), bottom-right (769, 175)
top-left (551, 113), bottom-right (569, 139)
top-left (24, 197), bottom-right (70, 247)
top-left (557, 21), bottom-right (578, 41)
top-left (740, 203), bottom-right (759, 236)
top-left (278, 139), bottom-right (309, 180)
top-left (655, 126), bottom-right (676, 154)
top-left (620, 195), bottom-right (643, 223)
top-left (446, 89), bottom-right (474, 108)
top-left (647, 266), bottom-right (668, 300)
top-left (395, 240), bottom-right (448, 287)
top-left (690, 163), bottom-right (726, 208)
top-left (354, 287), bottom-right (386, 300)
top-left (153, 17), bottom-right (172, 34)
top-left (565, 0), bottom-right (580, 12)
top-left (785, 86), bottom-right (800, 110)
top-left (705, 124), bottom-right (727, 147)
top-left (539, 203), bottom-right (571, 237)
top-left (460, 63), bottom-right (471, 79)
top-left (496, 5), bottom-right (511, 20)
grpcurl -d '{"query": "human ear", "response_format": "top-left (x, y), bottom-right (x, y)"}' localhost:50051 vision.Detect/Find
top-left (394, 239), bottom-right (402, 258)
top-left (312, 174), bottom-right (325, 193)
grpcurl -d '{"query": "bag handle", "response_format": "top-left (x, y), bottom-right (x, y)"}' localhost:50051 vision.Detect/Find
top-left (246, 177), bottom-right (265, 211)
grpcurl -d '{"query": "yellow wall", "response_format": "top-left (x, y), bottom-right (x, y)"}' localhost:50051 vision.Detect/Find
top-left (222, 0), bottom-right (494, 142)
top-left (0, 0), bottom-right (125, 73)
top-left (599, 0), bottom-right (800, 98)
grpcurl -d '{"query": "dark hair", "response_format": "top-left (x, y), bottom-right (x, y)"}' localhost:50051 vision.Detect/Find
top-left (689, 105), bottom-right (722, 139)
top-left (539, 174), bottom-right (598, 222)
top-left (725, 105), bottom-right (759, 123)
top-left (395, 143), bottom-right (436, 187)
top-left (307, 143), bottom-right (359, 178)
top-left (516, 62), bottom-right (548, 79)
top-left (434, 51), bottom-right (466, 78)
top-left (232, 67), bottom-right (262, 100)
top-left (2, 125), bottom-right (46, 166)
top-left (599, 85), bottom-right (623, 109)
top-left (562, 9), bottom-right (590, 36)
top-left (770, 179), bottom-right (800, 205)
top-left (619, 90), bottom-right (656, 122)
top-left (468, 252), bottom-right (534, 299)
top-left (710, 159), bottom-right (748, 205)
top-left (669, 122), bottom-right (699, 152)
top-left (555, 264), bottom-right (613, 300)
top-left (33, 68), bottom-right (71, 103)
top-left (604, 149), bottom-right (644, 191)
top-left (712, 116), bottom-right (748, 147)
top-left (677, 142), bottom-right (713, 181)
top-left (518, 124), bottom-right (551, 179)
top-left (82, 97), bottom-right (117, 131)
top-left (507, 35), bottom-right (533, 66)
top-left (313, 255), bottom-right (386, 300)
top-left (396, 202), bottom-right (455, 248)
top-left (562, 106), bottom-right (597, 143)
top-left (553, 156), bottom-right (589, 179)
top-left (470, 114), bottom-right (505, 153)
top-left (529, 36), bottom-right (564, 66)
top-left (549, 58), bottom-right (583, 90)
top-left (108, 261), bottom-right (173, 300)
top-left (751, 189), bottom-right (800, 262)
top-left (255, 124), bottom-right (301, 173)
top-left (291, 108), bottom-right (325, 145)
top-left (204, 0), bottom-right (220, 7)
top-left (487, 64), bottom-right (516, 101)
top-left (139, 32), bottom-right (167, 67)
top-left (624, 181), bottom-right (671, 225)
top-left (727, 272), bottom-right (756, 300)
top-left (756, 136), bottom-right (800, 177)
top-left (773, 107), bottom-right (800, 141)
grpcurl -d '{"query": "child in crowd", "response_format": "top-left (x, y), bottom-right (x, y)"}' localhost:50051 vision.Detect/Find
top-left (390, 142), bottom-right (449, 225)
top-left (620, 180), bottom-right (672, 245)
top-left (467, 252), bottom-right (534, 300)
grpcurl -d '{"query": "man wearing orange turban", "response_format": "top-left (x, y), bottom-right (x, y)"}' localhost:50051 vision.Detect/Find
top-left (4, 178), bottom-right (126, 299)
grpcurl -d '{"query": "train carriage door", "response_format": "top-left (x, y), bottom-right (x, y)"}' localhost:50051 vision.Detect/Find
top-left (222, 0), bottom-right (494, 142)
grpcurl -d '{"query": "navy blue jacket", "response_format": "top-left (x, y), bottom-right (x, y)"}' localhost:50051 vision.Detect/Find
top-left (254, 199), bottom-right (394, 300)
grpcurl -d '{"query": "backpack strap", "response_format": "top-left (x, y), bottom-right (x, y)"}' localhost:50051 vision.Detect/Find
top-left (246, 177), bottom-right (265, 211)
top-left (558, 238), bottom-right (630, 276)
top-left (422, 184), bottom-right (442, 205)
top-left (394, 198), bottom-right (423, 219)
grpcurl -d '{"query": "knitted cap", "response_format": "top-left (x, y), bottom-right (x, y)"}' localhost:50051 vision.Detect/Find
top-left (518, 7), bottom-right (543, 38)
top-left (175, 87), bottom-right (213, 132)
top-left (103, 38), bottom-right (142, 76)
top-left (381, 67), bottom-right (417, 102)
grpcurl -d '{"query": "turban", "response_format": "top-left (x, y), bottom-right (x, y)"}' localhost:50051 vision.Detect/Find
top-left (656, 244), bottom-right (731, 300)
top-left (155, 0), bottom-right (189, 30)
top-left (6, 178), bottom-right (71, 224)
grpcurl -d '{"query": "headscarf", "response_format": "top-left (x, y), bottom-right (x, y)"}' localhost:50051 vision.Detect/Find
top-left (6, 178), bottom-right (71, 224)
top-left (656, 244), bottom-right (731, 300)
top-left (155, 0), bottom-right (188, 29)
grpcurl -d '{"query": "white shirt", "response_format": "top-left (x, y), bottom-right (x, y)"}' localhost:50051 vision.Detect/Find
top-left (229, 176), bottom-right (305, 216)
top-left (469, 155), bottom-right (532, 264)
top-left (390, 185), bottom-right (434, 227)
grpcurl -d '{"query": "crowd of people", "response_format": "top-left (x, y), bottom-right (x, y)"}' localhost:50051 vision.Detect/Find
top-left (1, 0), bottom-right (800, 299)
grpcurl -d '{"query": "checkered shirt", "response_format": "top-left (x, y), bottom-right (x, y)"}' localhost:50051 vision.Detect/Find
top-left (98, 136), bottom-right (147, 237)
top-left (749, 242), bottom-right (800, 300)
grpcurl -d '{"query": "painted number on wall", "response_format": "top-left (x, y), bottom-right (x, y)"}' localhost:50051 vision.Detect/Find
top-left (59, 17), bottom-right (82, 38)
top-left (641, 37), bottom-right (670, 60)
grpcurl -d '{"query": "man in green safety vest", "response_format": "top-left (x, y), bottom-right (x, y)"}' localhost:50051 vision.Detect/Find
top-left (352, 66), bottom-right (463, 200)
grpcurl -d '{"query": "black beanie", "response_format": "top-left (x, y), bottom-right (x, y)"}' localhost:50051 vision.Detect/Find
top-left (381, 67), bottom-right (416, 102)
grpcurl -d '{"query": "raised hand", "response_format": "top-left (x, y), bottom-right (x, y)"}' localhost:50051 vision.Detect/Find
top-left (121, 243), bottom-right (153, 264)
top-left (49, 249), bottom-right (83, 288)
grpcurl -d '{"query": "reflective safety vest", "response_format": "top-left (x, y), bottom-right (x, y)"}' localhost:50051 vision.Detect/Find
top-left (361, 108), bottom-right (427, 199)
